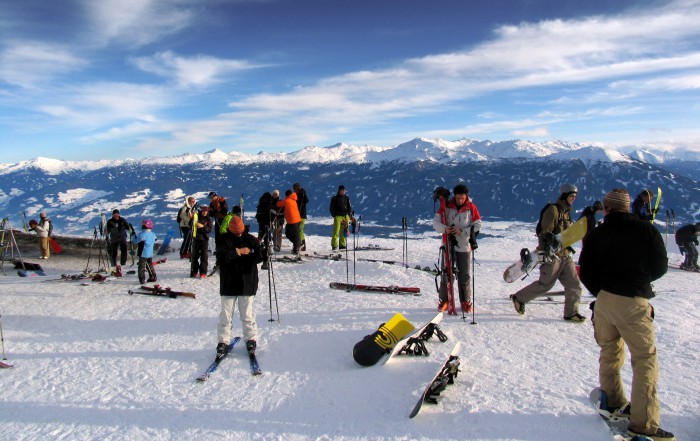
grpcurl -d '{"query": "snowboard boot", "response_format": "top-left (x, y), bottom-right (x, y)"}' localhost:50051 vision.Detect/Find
top-left (564, 312), bottom-right (586, 322)
top-left (246, 339), bottom-right (257, 355)
top-left (511, 294), bottom-right (525, 315)
top-left (438, 300), bottom-right (448, 312)
top-left (216, 342), bottom-right (228, 359)
top-left (627, 427), bottom-right (675, 441)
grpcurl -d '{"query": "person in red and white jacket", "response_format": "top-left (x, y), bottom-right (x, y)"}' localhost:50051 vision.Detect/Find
top-left (432, 183), bottom-right (482, 313)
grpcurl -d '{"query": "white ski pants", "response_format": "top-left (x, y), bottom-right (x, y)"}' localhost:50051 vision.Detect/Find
top-left (217, 296), bottom-right (258, 344)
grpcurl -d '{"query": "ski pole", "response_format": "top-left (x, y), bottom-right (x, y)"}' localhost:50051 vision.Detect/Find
top-left (470, 251), bottom-right (477, 325)
top-left (0, 310), bottom-right (8, 361)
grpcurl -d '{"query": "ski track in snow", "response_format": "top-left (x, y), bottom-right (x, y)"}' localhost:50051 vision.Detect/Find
top-left (0, 222), bottom-right (697, 441)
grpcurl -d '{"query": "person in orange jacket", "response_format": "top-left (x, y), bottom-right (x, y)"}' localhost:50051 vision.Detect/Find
top-left (276, 189), bottom-right (302, 254)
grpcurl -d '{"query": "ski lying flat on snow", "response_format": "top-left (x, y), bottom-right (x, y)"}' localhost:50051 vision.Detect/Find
top-left (354, 245), bottom-right (394, 251)
top-left (0, 360), bottom-right (14, 369)
top-left (130, 285), bottom-right (196, 299)
top-left (196, 337), bottom-right (241, 382)
top-left (409, 341), bottom-right (461, 418)
top-left (329, 282), bottom-right (420, 295)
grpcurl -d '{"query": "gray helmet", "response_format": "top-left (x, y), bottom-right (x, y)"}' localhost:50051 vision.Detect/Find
top-left (559, 183), bottom-right (578, 195)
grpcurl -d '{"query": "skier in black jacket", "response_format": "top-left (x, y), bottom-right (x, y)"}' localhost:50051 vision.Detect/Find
top-left (579, 188), bottom-right (672, 441)
top-left (675, 222), bottom-right (700, 271)
top-left (329, 185), bottom-right (352, 250)
top-left (106, 209), bottom-right (129, 268)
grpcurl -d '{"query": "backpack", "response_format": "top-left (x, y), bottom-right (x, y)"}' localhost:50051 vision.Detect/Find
top-left (535, 203), bottom-right (559, 235)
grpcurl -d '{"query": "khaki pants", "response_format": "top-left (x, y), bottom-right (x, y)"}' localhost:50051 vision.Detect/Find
top-left (593, 290), bottom-right (659, 434)
top-left (514, 254), bottom-right (581, 317)
top-left (40, 237), bottom-right (50, 258)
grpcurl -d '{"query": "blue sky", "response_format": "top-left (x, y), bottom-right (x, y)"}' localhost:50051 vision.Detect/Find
top-left (1, 0), bottom-right (699, 163)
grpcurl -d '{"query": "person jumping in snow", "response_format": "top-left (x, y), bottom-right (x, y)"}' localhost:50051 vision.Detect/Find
top-left (510, 183), bottom-right (584, 322)
top-left (579, 188), bottom-right (673, 441)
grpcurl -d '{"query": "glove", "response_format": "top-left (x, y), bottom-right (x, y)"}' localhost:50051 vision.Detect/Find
top-left (469, 237), bottom-right (478, 250)
top-left (543, 233), bottom-right (561, 258)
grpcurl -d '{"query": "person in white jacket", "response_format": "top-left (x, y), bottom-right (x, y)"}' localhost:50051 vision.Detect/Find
top-left (432, 184), bottom-right (482, 313)
top-left (28, 218), bottom-right (50, 259)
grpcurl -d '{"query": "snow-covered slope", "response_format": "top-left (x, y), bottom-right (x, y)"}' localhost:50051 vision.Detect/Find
top-left (0, 223), bottom-right (696, 441)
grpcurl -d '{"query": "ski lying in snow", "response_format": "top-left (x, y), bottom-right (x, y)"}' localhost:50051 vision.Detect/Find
top-left (0, 360), bottom-right (14, 369)
top-left (128, 285), bottom-right (196, 299)
top-left (384, 312), bottom-right (447, 364)
top-left (357, 258), bottom-right (436, 274)
top-left (301, 251), bottom-right (343, 261)
top-left (409, 341), bottom-right (461, 418)
top-left (355, 245), bottom-right (394, 251)
top-left (329, 282), bottom-right (420, 295)
top-left (196, 337), bottom-right (241, 382)
top-left (248, 352), bottom-right (262, 376)
top-left (272, 255), bottom-right (305, 263)
top-left (589, 387), bottom-right (652, 441)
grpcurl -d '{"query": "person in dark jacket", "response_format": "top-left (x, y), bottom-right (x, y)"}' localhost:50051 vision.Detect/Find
top-left (190, 205), bottom-right (213, 278)
top-left (675, 222), bottom-right (700, 271)
top-left (255, 192), bottom-right (273, 242)
top-left (579, 188), bottom-right (673, 441)
top-left (329, 185), bottom-right (352, 250)
top-left (214, 216), bottom-right (264, 358)
top-left (106, 209), bottom-right (129, 268)
top-left (293, 183), bottom-right (309, 251)
top-left (631, 189), bottom-right (655, 221)
top-left (270, 189), bottom-right (284, 252)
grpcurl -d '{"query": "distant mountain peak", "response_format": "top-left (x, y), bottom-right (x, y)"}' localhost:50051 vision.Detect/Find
top-left (2, 138), bottom-right (698, 176)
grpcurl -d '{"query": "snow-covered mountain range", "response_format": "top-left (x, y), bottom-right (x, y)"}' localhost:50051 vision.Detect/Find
top-left (1, 138), bottom-right (698, 235)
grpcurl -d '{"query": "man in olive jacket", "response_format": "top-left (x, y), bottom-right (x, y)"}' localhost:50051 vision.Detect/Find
top-left (579, 188), bottom-right (673, 441)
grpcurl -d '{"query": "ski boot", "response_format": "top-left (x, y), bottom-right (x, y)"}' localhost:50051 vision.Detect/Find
top-left (246, 340), bottom-right (257, 355)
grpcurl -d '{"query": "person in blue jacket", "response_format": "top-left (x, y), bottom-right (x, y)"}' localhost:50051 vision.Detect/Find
top-left (137, 219), bottom-right (157, 284)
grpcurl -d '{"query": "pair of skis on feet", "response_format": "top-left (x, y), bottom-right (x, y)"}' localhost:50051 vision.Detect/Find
top-left (196, 337), bottom-right (261, 381)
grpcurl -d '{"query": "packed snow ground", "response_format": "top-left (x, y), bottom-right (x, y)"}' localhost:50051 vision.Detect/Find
top-left (0, 222), bottom-right (697, 441)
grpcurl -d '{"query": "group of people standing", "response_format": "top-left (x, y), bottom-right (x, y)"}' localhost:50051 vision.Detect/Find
top-left (21, 178), bottom-right (693, 440)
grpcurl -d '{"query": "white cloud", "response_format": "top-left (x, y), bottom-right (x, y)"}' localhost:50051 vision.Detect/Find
top-left (131, 51), bottom-right (266, 87)
top-left (82, 0), bottom-right (194, 47)
top-left (512, 127), bottom-right (550, 137)
top-left (0, 41), bottom-right (86, 88)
